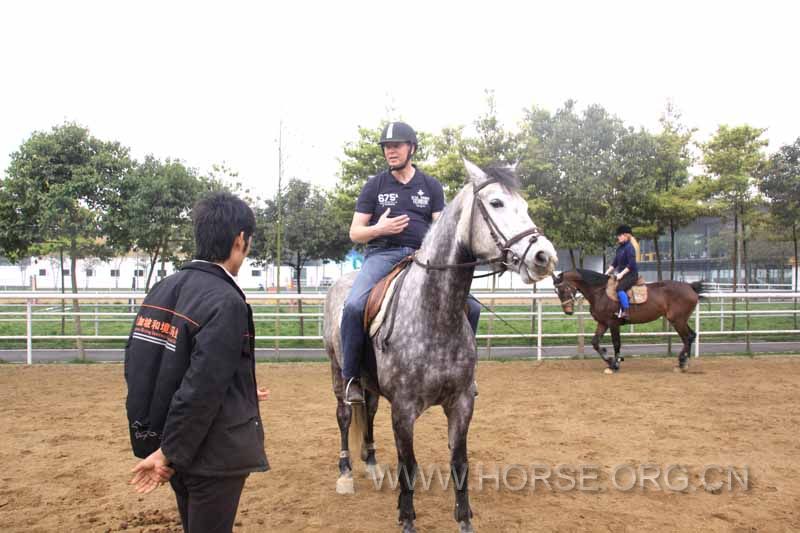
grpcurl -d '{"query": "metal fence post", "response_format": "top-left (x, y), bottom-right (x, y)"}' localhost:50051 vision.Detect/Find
top-left (536, 299), bottom-right (543, 361)
top-left (26, 299), bottom-right (33, 364)
top-left (695, 304), bottom-right (701, 358)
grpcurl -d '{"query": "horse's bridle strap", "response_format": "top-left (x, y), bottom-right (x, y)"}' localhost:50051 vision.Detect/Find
top-left (415, 177), bottom-right (543, 275)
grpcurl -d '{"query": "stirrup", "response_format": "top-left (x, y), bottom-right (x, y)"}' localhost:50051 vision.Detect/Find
top-left (344, 377), bottom-right (364, 404)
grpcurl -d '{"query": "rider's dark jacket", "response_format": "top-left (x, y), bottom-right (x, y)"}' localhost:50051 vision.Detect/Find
top-left (612, 241), bottom-right (638, 277)
top-left (124, 261), bottom-right (269, 477)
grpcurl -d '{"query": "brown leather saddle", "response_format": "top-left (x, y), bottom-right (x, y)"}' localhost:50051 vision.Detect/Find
top-left (363, 255), bottom-right (414, 332)
top-left (606, 275), bottom-right (648, 304)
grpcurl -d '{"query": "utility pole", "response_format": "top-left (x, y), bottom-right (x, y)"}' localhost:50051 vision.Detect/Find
top-left (276, 120), bottom-right (284, 294)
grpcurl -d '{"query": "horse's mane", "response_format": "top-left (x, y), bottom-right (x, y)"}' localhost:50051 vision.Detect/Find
top-left (484, 164), bottom-right (520, 192)
top-left (575, 268), bottom-right (609, 287)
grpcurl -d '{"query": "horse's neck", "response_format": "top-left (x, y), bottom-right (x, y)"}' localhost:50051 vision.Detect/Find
top-left (406, 188), bottom-right (474, 318)
top-left (573, 279), bottom-right (604, 307)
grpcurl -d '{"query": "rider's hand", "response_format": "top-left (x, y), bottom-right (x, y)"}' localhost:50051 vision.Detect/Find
top-left (375, 208), bottom-right (409, 236)
top-left (615, 272), bottom-right (624, 281)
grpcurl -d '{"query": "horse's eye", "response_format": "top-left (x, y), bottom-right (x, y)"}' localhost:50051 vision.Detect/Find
top-left (489, 199), bottom-right (504, 208)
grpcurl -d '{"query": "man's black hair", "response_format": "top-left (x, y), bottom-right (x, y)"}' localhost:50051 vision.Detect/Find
top-left (192, 192), bottom-right (256, 263)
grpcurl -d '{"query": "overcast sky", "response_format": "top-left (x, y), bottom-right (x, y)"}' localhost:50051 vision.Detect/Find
top-left (1, 0), bottom-right (797, 199)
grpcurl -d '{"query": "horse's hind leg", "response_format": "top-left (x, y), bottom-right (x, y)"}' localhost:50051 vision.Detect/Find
top-left (444, 393), bottom-right (475, 533)
top-left (603, 325), bottom-right (623, 374)
top-left (671, 319), bottom-right (693, 372)
top-left (362, 389), bottom-right (381, 478)
top-left (391, 404), bottom-right (420, 533)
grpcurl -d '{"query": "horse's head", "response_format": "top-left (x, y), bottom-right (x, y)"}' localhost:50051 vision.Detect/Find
top-left (461, 159), bottom-right (557, 283)
top-left (552, 272), bottom-right (578, 315)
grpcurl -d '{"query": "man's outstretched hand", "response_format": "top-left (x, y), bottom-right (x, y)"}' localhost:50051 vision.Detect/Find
top-left (130, 448), bottom-right (174, 494)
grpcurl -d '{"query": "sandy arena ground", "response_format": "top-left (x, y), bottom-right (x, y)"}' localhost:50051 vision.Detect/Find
top-left (1, 356), bottom-right (799, 532)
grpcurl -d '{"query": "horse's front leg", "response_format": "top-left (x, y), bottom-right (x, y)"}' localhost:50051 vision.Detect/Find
top-left (591, 323), bottom-right (612, 366)
top-left (335, 397), bottom-right (355, 494)
top-left (392, 404), bottom-right (419, 533)
top-left (445, 392), bottom-right (475, 533)
top-left (362, 389), bottom-right (381, 478)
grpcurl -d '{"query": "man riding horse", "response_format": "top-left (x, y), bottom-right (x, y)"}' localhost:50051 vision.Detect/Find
top-left (340, 121), bottom-right (481, 403)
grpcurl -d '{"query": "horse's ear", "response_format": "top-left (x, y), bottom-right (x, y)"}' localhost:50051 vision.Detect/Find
top-left (462, 158), bottom-right (487, 184)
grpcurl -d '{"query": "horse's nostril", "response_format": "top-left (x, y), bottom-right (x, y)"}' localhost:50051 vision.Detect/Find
top-left (534, 251), bottom-right (550, 266)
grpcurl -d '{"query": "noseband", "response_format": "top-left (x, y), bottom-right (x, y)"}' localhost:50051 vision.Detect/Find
top-left (414, 178), bottom-right (543, 276)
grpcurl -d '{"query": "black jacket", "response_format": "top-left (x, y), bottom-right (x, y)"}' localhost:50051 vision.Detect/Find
top-left (125, 261), bottom-right (269, 477)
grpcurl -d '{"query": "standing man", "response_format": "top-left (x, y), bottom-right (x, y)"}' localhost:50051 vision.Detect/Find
top-left (341, 121), bottom-right (481, 403)
top-left (126, 192), bottom-right (269, 533)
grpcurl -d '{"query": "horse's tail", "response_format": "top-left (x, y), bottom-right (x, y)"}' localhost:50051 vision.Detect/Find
top-left (348, 401), bottom-right (366, 461)
top-left (690, 281), bottom-right (707, 297)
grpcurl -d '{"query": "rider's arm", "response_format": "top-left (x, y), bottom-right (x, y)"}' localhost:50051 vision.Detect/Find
top-left (349, 210), bottom-right (410, 244)
top-left (604, 266), bottom-right (615, 276)
top-left (349, 212), bottom-right (381, 244)
top-left (432, 211), bottom-right (442, 222)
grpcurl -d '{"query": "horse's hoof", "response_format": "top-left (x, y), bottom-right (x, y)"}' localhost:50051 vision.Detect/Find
top-left (336, 473), bottom-right (354, 494)
top-left (401, 520), bottom-right (417, 533)
top-left (673, 366), bottom-right (681, 373)
top-left (365, 463), bottom-right (383, 479)
top-left (459, 521), bottom-right (475, 533)
top-left (603, 368), bottom-right (615, 375)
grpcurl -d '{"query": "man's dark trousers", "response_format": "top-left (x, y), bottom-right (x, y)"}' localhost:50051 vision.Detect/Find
top-left (170, 472), bottom-right (248, 533)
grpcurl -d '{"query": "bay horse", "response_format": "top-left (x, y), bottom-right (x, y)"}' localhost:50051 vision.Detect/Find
top-left (552, 269), bottom-right (705, 373)
top-left (323, 160), bottom-right (557, 533)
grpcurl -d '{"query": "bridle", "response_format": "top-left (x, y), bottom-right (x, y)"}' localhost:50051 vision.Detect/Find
top-left (414, 178), bottom-right (543, 277)
top-left (553, 276), bottom-right (579, 307)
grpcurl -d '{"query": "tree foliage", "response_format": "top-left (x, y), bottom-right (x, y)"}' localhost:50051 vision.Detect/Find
top-left (0, 122), bottom-right (133, 358)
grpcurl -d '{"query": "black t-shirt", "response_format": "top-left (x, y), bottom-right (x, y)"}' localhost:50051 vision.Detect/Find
top-left (355, 167), bottom-right (445, 250)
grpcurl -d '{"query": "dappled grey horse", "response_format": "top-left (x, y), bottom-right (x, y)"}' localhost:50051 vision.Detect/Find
top-left (324, 160), bottom-right (558, 533)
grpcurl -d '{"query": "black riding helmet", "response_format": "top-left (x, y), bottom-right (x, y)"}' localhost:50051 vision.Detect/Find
top-left (379, 122), bottom-right (418, 148)
top-left (615, 224), bottom-right (633, 236)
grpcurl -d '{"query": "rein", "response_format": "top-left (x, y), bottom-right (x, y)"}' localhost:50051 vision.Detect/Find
top-left (413, 178), bottom-right (543, 277)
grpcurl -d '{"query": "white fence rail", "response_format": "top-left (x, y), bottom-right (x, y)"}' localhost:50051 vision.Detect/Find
top-left (0, 291), bottom-right (798, 364)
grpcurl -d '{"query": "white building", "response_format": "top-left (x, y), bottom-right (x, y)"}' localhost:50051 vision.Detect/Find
top-left (0, 251), bottom-right (580, 292)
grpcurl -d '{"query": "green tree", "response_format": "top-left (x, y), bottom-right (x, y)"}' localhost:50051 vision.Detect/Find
top-left (519, 100), bottom-right (627, 268)
top-left (0, 122), bottom-right (133, 359)
top-left (250, 179), bottom-right (350, 334)
top-left (701, 125), bottom-right (768, 292)
top-left (427, 92), bottom-right (523, 198)
top-left (759, 137), bottom-right (800, 325)
top-left (106, 156), bottom-right (207, 291)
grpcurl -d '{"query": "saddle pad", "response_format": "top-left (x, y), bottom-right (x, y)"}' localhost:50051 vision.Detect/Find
top-left (363, 255), bottom-right (413, 335)
top-left (369, 274), bottom-right (401, 337)
top-left (606, 275), bottom-right (648, 304)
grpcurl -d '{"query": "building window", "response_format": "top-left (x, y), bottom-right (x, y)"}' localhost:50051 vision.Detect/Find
top-left (62, 269), bottom-right (70, 276)
top-left (158, 269), bottom-right (167, 277)
top-left (110, 269), bottom-right (120, 277)
top-left (134, 269), bottom-right (144, 277)
top-left (38, 269), bottom-right (47, 276)
top-left (85, 269), bottom-right (94, 277)
top-left (252, 270), bottom-right (262, 277)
